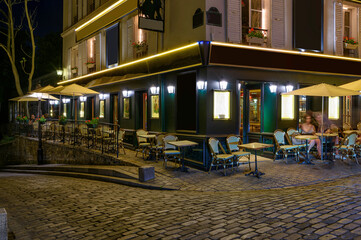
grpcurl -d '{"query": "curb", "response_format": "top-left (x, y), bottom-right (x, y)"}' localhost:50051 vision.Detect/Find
top-left (0, 169), bottom-right (178, 191)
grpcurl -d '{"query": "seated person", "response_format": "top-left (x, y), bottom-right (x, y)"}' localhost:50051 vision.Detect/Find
top-left (301, 114), bottom-right (322, 158)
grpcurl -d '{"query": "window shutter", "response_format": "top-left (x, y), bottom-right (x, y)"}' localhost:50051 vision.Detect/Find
top-left (79, 42), bottom-right (87, 75)
top-left (271, 0), bottom-right (285, 48)
top-left (359, 7), bottom-right (361, 57)
top-left (127, 18), bottom-right (134, 60)
top-left (227, 0), bottom-right (241, 43)
top-left (335, 1), bottom-right (343, 56)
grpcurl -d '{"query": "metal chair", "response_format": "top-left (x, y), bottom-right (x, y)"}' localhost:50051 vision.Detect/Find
top-left (286, 128), bottom-right (306, 159)
top-left (208, 137), bottom-right (234, 176)
top-left (162, 134), bottom-right (181, 168)
top-left (333, 132), bottom-right (358, 164)
top-left (151, 134), bottom-right (165, 162)
top-left (273, 129), bottom-right (299, 162)
top-left (115, 128), bottom-right (126, 155)
top-left (135, 129), bottom-right (150, 158)
top-left (225, 135), bottom-right (251, 170)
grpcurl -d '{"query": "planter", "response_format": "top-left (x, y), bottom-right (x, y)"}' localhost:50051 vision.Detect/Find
top-left (71, 69), bottom-right (78, 74)
top-left (344, 43), bottom-right (358, 50)
top-left (246, 36), bottom-right (266, 45)
top-left (86, 63), bottom-right (95, 69)
top-left (87, 124), bottom-right (98, 128)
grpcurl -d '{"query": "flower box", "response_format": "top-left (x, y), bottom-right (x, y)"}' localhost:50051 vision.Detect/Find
top-left (86, 63), bottom-right (95, 69)
top-left (71, 68), bottom-right (78, 74)
top-left (344, 43), bottom-right (358, 50)
top-left (246, 36), bottom-right (265, 45)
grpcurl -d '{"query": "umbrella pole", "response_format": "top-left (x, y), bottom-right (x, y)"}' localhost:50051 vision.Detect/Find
top-left (321, 96), bottom-right (324, 161)
top-left (73, 93), bottom-right (75, 146)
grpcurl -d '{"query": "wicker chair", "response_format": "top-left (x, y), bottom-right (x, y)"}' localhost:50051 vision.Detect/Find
top-left (208, 137), bottom-right (234, 176)
top-left (162, 134), bottom-right (181, 168)
top-left (273, 129), bottom-right (299, 162)
top-left (333, 132), bottom-right (358, 164)
top-left (151, 134), bottom-right (165, 162)
top-left (135, 129), bottom-right (150, 158)
top-left (357, 122), bottom-right (361, 131)
top-left (225, 135), bottom-right (251, 170)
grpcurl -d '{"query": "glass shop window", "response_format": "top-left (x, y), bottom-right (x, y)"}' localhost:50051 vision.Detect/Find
top-left (80, 102), bottom-right (85, 118)
top-left (106, 24), bottom-right (119, 68)
top-left (281, 95), bottom-right (295, 120)
top-left (99, 100), bottom-right (105, 118)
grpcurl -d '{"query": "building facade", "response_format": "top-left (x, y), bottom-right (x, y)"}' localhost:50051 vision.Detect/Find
top-left (61, 0), bottom-right (361, 169)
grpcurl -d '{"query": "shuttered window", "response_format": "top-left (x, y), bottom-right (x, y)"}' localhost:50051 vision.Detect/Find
top-left (335, 1), bottom-right (343, 56)
top-left (271, 0), bottom-right (285, 48)
top-left (106, 24), bottom-right (119, 68)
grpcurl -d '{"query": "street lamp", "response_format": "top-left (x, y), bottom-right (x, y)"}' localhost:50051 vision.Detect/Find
top-left (35, 93), bottom-right (44, 165)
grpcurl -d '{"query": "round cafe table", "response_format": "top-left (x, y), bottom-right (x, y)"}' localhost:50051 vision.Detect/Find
top-left (315, 133), bottom-right (338, 160)
top-left (295, 135), bottom-right (319, 165)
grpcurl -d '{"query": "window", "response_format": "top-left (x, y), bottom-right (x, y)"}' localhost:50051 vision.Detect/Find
top-left (70, 46), bottom-right (79, 76)
top-left (281, 95), bottom-right (295, 120)
top-left (86, 37), bottom-right (96, 72)
top-left (344, 11), bottom-right (351, 38)
top-left (80, 102), bottom-right (85, 118)
top-left (250, 0), bottom-right (262, 28)
top-left (106, 24), bottom-right (119, 68)
top-left (213, 91), bottom-right (231, 120)
top-left (99, 100), bottom-right (105, 118)
top-left (63, 104), bottom-right (67, 117)
top-left (328, 97), bottom-right (340, 120)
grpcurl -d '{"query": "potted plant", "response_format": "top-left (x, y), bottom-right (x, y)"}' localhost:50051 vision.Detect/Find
top-left (246, 28), bottom-right (266, 45)
top-left (132, 40), bottom-right (148, 54)
top-left (86, 60), bottom-right (95, 69)
top-left (36, 116), bottom-right (47, 125)
top-left (71, 66), bottom-right (78, 74)
top-left (21, 116), bottom-right (29, 124)
top-left (343, 37), bottom-right (358, 50)
top-left (85, 117), bottom-right (99, 128)
top-left (59, 116), bottom-right (67, 125)
top-left (16, 115), bottom-right (23, 123)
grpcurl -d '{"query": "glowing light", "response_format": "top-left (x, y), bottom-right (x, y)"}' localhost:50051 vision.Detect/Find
top-left (269, 84), bottom-right (277, 93)
top-left (150, 86), bottom-right (159, 95)
top-left (122, 90), bottom-right (130, 97)
top-left (167, 86), bottom-right (175, 94)
top-left (80, 96), bottom-right (87, 102)
top-left (197, 81), bottom-right (207, 90)
top-left (59, 42), bottom-right (199, 85)
top-left (281, 95), bottom-right (295, 120)
top-left (62, 98), bottom-right (70, 103)
top-left (99, 93), bottom-right (109, 100)
top-left (328, 97), bottom-right (340, 120)
top-left (49, 100), bottom-right (59, 105)
top-left (220, 80), bottom-right (228, 90)
top-left (57, 69), bottom-right (63, 76)
top-left (75, 0), bottom-right (127, 32)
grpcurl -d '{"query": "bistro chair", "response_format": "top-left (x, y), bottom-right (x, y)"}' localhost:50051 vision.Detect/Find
top-left (162, 134), bottom-right (181, 168)
top-left (286, 128), bottom-right (306, 155)
top-left (151, 134), bottom-right (165, 162)
top-left (208, 137), bottom-right (234, 176)
top-left (357, 122), bottom-right (361, 131)
top-left (333, 132), bottom-right (358, 164)
top-left (135, 129), bottom-right (150, 159)
top-left (116, 128), bottom-right (126, 155)
top-left (273, 129), bottom-right (299, 163)
top-left (102, 125), bottom-right (113, 152)
top-left (225, 135), bottom-right (251, 171)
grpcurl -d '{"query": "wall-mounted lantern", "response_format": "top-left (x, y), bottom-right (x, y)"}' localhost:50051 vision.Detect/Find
top-left (79, 96), bottom-right (87, 102)
top-left (269, 84), bottom-right (278, 93)
top-left (197, 81), bottom-right (207, 90)
top-left (62, 98), bottom-right (70, 103)
top-left (167, 86), bottom-right (175, 94)
top-left (220, 80), bottom-right (228, 90)
top-left (286, 85), bottom-right (294, 93)
top-left (150, 86), bottom-right (160, 95)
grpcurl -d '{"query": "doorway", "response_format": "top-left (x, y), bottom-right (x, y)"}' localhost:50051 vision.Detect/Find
top-left (176, 72), bottom-right (197, 131)
top-left (112, 94), bottom-right (119, 124)
top-left (241, 83), bottom-right (262, 140)
top-left (135, 91), bottom-right (148, 130)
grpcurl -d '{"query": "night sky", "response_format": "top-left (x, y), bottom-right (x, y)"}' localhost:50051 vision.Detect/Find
top-left (34, 0), bottom-right (63, 36)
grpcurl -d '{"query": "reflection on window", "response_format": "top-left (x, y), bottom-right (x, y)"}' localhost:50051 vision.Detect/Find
top-left (249, 89), bottom-right (261, 132)
top-left (281, 95), bottom-right (295, 120)
top-left (99, 100), bottom-right (105, 118)
top-left (63, 104), bottom-right (67, 117)
top-left (50, 106), bottom-right (54, 117)
top-left (86, 37), bottom-right (96, 73)
top-left (213, 91), bottom-right (230, 120)
top-left (251, 0), bottom-right (262, 28)
top-left (299, 95), bottom-right (306, 123)
top-left (80, 102), bottom-right (85, 118)
top-left (328, 97), bottom-right (340, 120)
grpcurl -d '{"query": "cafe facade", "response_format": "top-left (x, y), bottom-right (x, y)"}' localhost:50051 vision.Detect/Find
top-left (57, 0), bottom-right (361, 169)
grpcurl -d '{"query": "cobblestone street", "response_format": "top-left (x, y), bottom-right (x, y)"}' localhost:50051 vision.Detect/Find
top-left (1, 172), bottom-right (361, 239)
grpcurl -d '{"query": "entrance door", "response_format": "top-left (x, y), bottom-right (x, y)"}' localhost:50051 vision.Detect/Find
top-left (176, 72), bottom-right (197, 131)
top-left (112, 95), bottom-right (118, 124)
top-left (135, 91), bottom-right (148, 130)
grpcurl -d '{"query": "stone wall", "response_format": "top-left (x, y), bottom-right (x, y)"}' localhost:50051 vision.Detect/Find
top-left (1, 136), bottom-right (136, 166)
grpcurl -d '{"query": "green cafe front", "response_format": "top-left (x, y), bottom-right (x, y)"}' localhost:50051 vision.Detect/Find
top-left (58, 41), bottom-right (361, 170)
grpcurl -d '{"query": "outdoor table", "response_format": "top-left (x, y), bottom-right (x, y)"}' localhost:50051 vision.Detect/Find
top-left (238, 142), bottom-right (273, 178)
top-left (343, 130), bottom-right (361, 135)
top-left (295, 135), bottom-right (318, 164)
top-left (316, 133), bottom-right (338, 160)
top-left (138, 134), bottom-right (157, 160)
top-left (168, 140), bottom-right (198, 172)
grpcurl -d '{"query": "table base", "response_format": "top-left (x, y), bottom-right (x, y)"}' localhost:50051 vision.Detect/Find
top-left (245, 170), bottom-right (265, 178)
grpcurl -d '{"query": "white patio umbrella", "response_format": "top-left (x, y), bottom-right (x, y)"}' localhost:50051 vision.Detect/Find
top-left (283, 83), bottom-right (361, 161)
top-left (339, 79), bottom-right (361, 91)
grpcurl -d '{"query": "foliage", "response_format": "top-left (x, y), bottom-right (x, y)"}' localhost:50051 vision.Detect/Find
top-left (247, 28), bottom-right (265, 39)
top-left (85, 60), bottom-right (95, 65)
top-left (85, 117), bottom-right (99, 126)
top-left (59, 116), bottom-right (67, 124)
top-left (343, 37), bottom-right (358, 45)
top-left (36, 116), bottom-right (46, 124)
top-left (132, 40), bottom-right (147, 50)
top-left (16, 115), bottom-right (28, 122)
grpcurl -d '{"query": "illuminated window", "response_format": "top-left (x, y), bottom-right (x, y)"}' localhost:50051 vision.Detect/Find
top-left (99, 100), bottom-right (105, 118)
top-left (328, 97), bottom-right (340, 120)
top-left (86, 37), bottom-right (96, 72)
top-left (80, 102), bottom-right (85, 118)
top-left (213, 91), bottom-right (231, 120)
top-left (250, 0), bottom-right (263, 28)
top-left (281, 95), bottom-right (294, 120)
top-left (63, 104), bottom-right (67, 117)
